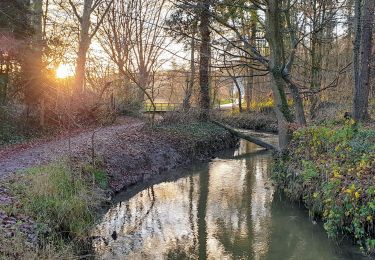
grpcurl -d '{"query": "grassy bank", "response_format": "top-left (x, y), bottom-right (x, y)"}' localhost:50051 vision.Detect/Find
top-left (0, 161), bottom-right (108, 259)
top-left (0, 120), bottom-right (237, 258)
top-left (154, 122), bottom-right (237, 159)
top-left (273, 120), bottom-right (375, 253)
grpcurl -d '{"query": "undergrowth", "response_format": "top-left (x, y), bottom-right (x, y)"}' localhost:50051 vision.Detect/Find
top-left (1, 161), bottom-right (108, 259)
top-left (0, 107), bottom-right (34, 146)
top-left (273, 119), bottom-right (375, 253)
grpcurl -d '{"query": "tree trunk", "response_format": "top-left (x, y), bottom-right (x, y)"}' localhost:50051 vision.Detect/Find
top-left (74, 0), bottom-right (93, 96)
top-left (283, 0), bottom-right (307, 126)
top-left (353, 0), bottom-right (362, 101)
top-left (33, 0), bottom-right (44, 127)
top-left (137, 67), bottom-right (149, 104)
top-left (245, 71), bottom-right (253, 111)
top-left (289, 83), bottom-right (306, 125)
top-left (353, 0), bottom-right (374, 121)
top-left (22, 0), bottom-right (44, 125)
top-left (309, 0), bottom-right (325, 119)
top-left (271, 75), bottom-right (293, 151)
top-left (310, 33), bottom-right (323, 119)
top-left (183, 27), bottom-right (196, 111)
top-left (0, 56), bottom-right (10, 105)
top-left (266, 0), bottom-right (293, 151)
top-left (199, 1), bottom-right (211, 121)
top-left (230, 75), bottom-right (243, 112)
top-left (212, 121), bottom-right (279, 151)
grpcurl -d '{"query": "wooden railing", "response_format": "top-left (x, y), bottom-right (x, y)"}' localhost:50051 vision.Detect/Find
top-left (143, 103), bottom-right (182, 113)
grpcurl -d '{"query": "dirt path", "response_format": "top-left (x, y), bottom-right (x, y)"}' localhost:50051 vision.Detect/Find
top-left (0, 117), bottom-right (145, 179)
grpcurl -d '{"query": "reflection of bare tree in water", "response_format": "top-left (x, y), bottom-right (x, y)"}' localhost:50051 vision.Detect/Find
top-left (198, 170), bottom-right (209, 260)
top-left (213, 156), bottom-right (255, 259)
top-left (189, 174), bottom-right (197, 247)
top-left (165, 173), bottom-right (200, 259)
top-left (213, 149), bottom-right (273, 259)
top-left (245, 156), bottom-right (255, 259)
top-left (120, 186), bottom-right (156, 235)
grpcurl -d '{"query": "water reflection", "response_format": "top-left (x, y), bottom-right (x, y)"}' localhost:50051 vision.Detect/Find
top-left (92, 140), bottom-right (366, 260)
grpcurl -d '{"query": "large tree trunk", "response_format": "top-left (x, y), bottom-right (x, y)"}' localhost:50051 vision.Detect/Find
top-left (353, 0), bottom-right (374, 121)
top-left (271, 75), bottom-right (293, 151)
top-left (352, 0), bottom-right (362, 106)
top-left (74, 0), bottom-right (93, 96)
top-left (199, 1), bottom-right (211, 121)
top-left (309, 0), bottom-right (325, 119)
top-left (289, 83), bottom-right (306, 125)
top-left (267, 0), bottom-right (293, 151)
top-left (283, 0), bottom-right (306, 126)
top-left (310, 34), bottom-right (323, 119)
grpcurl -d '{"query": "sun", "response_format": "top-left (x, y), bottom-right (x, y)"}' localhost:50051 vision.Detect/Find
top-left (56, 64), bottom-right (74, 79)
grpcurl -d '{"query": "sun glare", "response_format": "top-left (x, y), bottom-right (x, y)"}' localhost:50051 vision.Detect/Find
top-left (56, 64), bottom-right (74, 79)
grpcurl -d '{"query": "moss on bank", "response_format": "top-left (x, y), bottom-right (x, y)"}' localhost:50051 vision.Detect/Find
top-left (273, 120), bottom-right (375, 253)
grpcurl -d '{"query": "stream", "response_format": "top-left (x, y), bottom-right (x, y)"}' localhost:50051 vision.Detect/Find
top-left (92, 140), bottom-right (367, 260)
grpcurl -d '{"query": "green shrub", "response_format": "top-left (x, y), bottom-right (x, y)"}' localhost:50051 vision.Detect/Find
top-left (273, 121), bottom-right (375, 253)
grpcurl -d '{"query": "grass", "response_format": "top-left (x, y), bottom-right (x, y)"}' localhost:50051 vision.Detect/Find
top-left (1, 161), bottom-right (107, 258)
top-left (0, 231), bottom-right (75, 260)
top-left (273, 120), bottom-right (375, 253)
top-left (83, 162), bottom-right (109, 189)
top-left (18, 163), bottom-right (104, 238)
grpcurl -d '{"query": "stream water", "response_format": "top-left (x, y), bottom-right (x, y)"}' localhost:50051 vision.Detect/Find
top-left (92, 140), bottom-right (367, 260)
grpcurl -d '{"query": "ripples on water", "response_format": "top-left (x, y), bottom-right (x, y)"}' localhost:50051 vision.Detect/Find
top-left (92, 140), bottom-right (367, 260)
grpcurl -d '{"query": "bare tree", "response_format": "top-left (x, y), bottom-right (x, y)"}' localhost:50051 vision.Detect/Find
top-left (99, 0), bottom-right (170, 120)
top-left (223, 48), bottom-right (244, 112)
top-left (67, 0), bottom-right (113, 96)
